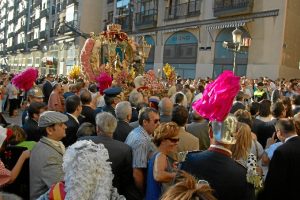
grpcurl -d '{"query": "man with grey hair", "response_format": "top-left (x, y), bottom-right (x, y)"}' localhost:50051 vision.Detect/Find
top-left (79, 112), bottom-right (141, 200)
top-left (113, 101), bottom-right (133, 142)
top-left (129, 92), bottom-right (144, 122)
top-left (158, 97), bottom-right (173, 122)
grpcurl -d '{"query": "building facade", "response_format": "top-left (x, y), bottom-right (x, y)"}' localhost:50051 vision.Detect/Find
top-left (0, 0), bottom-right (299, 79)
top-left (0, 0), bottom-right (102, 75)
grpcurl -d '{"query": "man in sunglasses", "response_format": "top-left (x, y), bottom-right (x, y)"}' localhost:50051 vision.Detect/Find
top-left (125, 107), bottom-right (159, 197)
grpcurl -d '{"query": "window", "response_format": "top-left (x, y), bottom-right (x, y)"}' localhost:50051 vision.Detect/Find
top-left (40, 17), bottom-right (47, 31)
top-left (108, 11), bottom-right (113, 23)
top-left (8, 10), bottom-right (14, 21)
top-left (7, 37), bottom-right (13, 47)
top-left (35, 8), bottom-right (40, 19)
top-left (66, 5), bottom-right (75, 22)
top-left (34, 27), bottom-right (39, 39)
top-left (18, 32), bottom-right (25, 44)
top-left (42, 0), bottom-right (48, 10)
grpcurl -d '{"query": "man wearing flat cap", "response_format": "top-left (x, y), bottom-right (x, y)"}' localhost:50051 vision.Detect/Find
top-left (22, 85), bottom-right (45, 125)
top-left (94, 87), bottom-right (122, 117)
top-left (30, 111), bottom-right (68, 200)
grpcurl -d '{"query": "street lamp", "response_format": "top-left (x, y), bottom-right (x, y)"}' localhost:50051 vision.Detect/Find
top-left (137, 36), bottom-right (151, 75)
top-left (223, 28), bottom-right (251, 75)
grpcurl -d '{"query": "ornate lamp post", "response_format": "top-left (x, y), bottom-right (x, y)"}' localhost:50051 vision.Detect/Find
top-left (223, 28), bottom-right (251, 75)
top-left (137, 36), bottom-right (151, 75)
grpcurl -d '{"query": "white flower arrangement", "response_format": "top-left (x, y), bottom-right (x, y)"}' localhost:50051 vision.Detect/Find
top-left (63, 140), bottom-right (125, 200)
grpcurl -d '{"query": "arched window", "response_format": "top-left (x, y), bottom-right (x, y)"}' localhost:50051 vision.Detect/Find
top-left (163, 31), bottom-right (198, 79)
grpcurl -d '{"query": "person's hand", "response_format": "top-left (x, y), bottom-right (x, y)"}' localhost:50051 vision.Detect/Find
top-left (256, 166), bottom-right (263, 176)
top-left (21, 150), bottom-right (31, 160)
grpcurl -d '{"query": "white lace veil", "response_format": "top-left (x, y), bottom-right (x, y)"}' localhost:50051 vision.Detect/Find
top-left (62, 140), bottom-right (125, 200)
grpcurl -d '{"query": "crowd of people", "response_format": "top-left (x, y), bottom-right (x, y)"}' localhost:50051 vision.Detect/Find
top-left (0, 70), bottom-right (300, 200)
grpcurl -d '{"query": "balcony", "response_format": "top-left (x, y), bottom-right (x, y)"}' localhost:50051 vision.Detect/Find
top-left (67, 0), bottom-right (79, 6)
top-left (0, 39), bottom-right (7, 44)
top-left (28, 39), bottom-right (39, 48)
top-left (39, 30), bottom-right (47, 40)
top-left (16, 26), bottom-right (27, 33)
top-left (135, 9), bottom-right (157, 29)
top-left (15, 43), bottom-right (26, 50)
top-left (6, 46), bottom-right (14, 52)
top-left (18, 9), bottom-right (27, 17)
top-left (33, 0), bottom-right (42, 7)
top-left (8, 32), bottom-right (15, 38)
top-left (31, 19), bottom-right (40, 28)
top-left (40, 8), bottom-right (49, 18)
top-left (214, 0), bottom-right (254, 17)
top-left (165, 0), bottom-right (201, 20)
top-left (115, 15), bottom-right (132, 32)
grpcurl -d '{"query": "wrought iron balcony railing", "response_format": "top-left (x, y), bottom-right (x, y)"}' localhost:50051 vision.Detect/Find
top-left (15, 43), bottom-right (26, 50)
top-left (135, 9), bottom-right (157, 29)
top-left (115, 15), bottom-right (132, 32)
top-left (28, 39), bottom-right (39, 48)
top-left (6, 46), bottom-right (14, 52)
top-left (8, 32), bottom-right (15, 38)
top-left (66, 0), bottom-right (79, 6)
top-left (213, 0), bottom-right (253, 17)
top-left (39, 30), bottom-right (47, 39)
top-left (18, 9), bottom-right (27, 17)
top-left (31, 18), bottom-right (40, 28)
top-left (40, 8), bottom-right (49, 18)
top-left (15, 26), bottom-right (27, 33)
top-left (165, 0), bottom-right (201, 20)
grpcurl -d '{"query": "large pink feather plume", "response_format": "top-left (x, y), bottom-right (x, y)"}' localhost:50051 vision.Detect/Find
top-left (96, 72), bottom-right (113, 95)
top-left (12, 67), bottom-right (38, 91)
top-left (192, 71), bottom-right (240, 122)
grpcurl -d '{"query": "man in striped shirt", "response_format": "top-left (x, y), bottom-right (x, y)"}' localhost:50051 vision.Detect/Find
top-left (125, 107), bottom-right (159, 196)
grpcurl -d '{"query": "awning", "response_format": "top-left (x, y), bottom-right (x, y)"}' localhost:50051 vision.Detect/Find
top-left (205, 19), bottom-right (252, 30)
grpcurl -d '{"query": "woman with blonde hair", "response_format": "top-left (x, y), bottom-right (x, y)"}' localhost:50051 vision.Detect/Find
top-left (145, 122), bottom-right (180, 200)
top-left (161, 171), bottom-right (216, 200)
top-left (234, 109), bottom-right (264, 161)
top-left (231, 122), bottom-right (263, 189)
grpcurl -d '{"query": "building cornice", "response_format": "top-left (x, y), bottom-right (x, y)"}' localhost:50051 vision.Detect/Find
top-left (131, 9), bottom-right (279, 35)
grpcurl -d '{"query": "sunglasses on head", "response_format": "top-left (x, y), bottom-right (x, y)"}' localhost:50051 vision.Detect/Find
top-left (167, 138), bottom-right (180, 143)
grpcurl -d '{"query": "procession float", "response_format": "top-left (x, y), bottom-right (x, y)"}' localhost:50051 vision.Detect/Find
top-left (79, 24), bottom-right (174, 97)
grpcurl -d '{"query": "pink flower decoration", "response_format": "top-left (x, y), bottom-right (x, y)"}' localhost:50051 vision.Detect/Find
top-left (12, 67), bottom-right (38, 91)
top-left (80, 38), bottom-right (96, 81)
top-left (192, 71), bottom-right (240, 122)
top-left (96, 72), bottom-right (113, 95)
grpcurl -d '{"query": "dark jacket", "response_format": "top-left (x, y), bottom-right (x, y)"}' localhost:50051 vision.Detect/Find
top-left (62, 114), bottom-right (80, 147)
top-left (42, 81), bottom-right (52, 103)
top-left (258, 136), bottom-right (300, 200)
top-left (23, 118), bottom-right (43, 142)
top-left (181, 149), bottom-right (255, 200)
top-left (113, 120), bottom-right (133, 142)
top-left (80, 105), bottom-right (95, 125)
